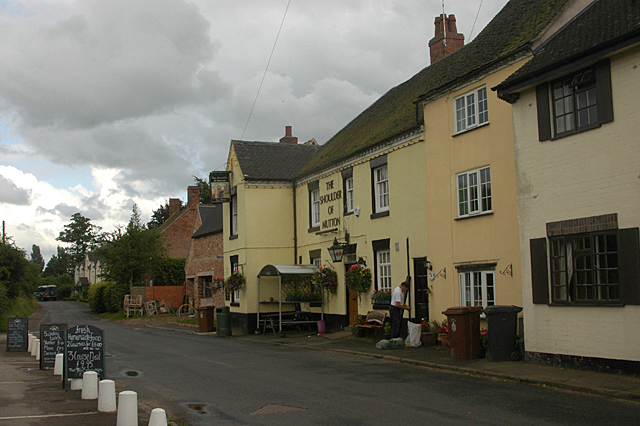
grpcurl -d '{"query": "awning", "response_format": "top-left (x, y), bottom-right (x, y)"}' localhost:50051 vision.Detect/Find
top-left (257, 264), bottom-right (322, 334)
top-left (258, 264), bottom-right (319, 277)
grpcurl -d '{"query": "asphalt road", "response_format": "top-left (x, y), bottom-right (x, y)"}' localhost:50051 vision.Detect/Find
top-left (29, 302), bottom-right (640, 426)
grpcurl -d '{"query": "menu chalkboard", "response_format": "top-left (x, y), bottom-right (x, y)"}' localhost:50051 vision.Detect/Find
top-left (40, 324), bottom-right (66, 370)
top-left (66, 325), bottom-right (105, 379)
top-left (6, 317), bottom-right (28, 351)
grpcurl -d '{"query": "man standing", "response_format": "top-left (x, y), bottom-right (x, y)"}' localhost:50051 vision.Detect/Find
top-left (389, 281), bottom-right (410, 339)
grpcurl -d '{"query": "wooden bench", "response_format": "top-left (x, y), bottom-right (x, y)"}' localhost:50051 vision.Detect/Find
top-left (358, 310), bottom-right (386, 341)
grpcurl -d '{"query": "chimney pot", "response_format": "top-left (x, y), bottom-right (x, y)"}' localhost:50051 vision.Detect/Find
top-left (429, 13), bottom-right (464, 64)
top-left (279, 125), bottom-right (298, 144)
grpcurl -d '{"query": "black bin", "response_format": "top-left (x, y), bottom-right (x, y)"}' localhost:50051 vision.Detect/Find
top-left (215, 306), bottom-right (231, 337)
top-left (483, 305), bottom-right (522, 361)
top-left (197, 306), bottom-right (215, 332)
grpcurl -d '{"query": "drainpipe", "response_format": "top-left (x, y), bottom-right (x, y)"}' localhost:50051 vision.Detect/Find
top-left (293, 182), bottom-right (298, 264)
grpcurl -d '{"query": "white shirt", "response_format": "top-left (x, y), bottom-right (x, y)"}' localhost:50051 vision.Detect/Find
top-left (391, 285), bottom-right (405, 307)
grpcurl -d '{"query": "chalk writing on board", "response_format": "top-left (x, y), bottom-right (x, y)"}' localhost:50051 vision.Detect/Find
top-left (65, 324), bottom-right (105, 379)
top-left (7, 317), bottom-right (28, 351)
top-left (40, 324), bottom-right (66, 369)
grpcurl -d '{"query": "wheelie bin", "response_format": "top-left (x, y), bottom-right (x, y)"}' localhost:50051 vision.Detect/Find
top-left (442, 306), bottom-right (483, 360)
top-left (196, 306), bottom-right (215, 332)
top-left (483, 305), bottom-right (522, 361)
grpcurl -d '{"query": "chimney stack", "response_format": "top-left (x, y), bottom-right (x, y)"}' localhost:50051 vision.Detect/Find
top-left (187, 185), bottom-right (200, 208)
top-left (279, 126), bottom-right (298, 144)
top-left (429, 14), bottom-right (465, 64)
top-left (169, 198), bottom-right (181, 217)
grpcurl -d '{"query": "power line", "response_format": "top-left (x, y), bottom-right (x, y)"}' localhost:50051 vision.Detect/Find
top-left (241, 0), bottom-right (291, 140)
top-left (469, 0), bottom-right (485, 41)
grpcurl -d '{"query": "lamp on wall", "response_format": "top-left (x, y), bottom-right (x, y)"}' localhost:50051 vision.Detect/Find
top-left (327, 233), bottom-right (350, 263)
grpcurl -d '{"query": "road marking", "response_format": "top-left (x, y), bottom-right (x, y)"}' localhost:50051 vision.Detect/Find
top-left (0, 412), bottom-right (98, 420)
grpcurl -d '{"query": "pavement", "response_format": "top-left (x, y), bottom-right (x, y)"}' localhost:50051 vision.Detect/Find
top-left (2, 321), bottom-right (640, 426)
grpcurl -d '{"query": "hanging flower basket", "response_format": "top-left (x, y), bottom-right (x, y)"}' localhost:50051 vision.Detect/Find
top-left (212, 276), bottom-right (225, 291)
top-left (312, 265), bottom-right (338, 295)
top-left (225, 271), bottom-right (245, 292)
top-left (345, 264), bottom-right (372, 294)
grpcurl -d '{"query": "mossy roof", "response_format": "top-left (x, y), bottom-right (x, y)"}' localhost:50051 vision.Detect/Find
top-left (297, 0), bottom-right (569, 178)
top-left (495, 0), bottom-right (640, 95)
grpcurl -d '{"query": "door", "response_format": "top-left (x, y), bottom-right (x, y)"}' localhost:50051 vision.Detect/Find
top-left (345, 262), bottom-right (359, 325)
top-left (413, 257), bottom-right (429, 321)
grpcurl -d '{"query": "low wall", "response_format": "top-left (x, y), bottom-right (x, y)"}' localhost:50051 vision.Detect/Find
top-left (146, 286), bottom-right (185, 311)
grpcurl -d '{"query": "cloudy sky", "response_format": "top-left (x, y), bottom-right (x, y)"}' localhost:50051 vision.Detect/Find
top-left (0, 0), bottom-right (508, 263)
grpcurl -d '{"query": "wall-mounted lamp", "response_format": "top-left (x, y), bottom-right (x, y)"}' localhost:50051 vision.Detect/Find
top-left (327, 233), bottom-right (350, 263)
top-left (424, 259), bottom-right (433, 271)
top-left (357, 257), bottom-right (367, 267)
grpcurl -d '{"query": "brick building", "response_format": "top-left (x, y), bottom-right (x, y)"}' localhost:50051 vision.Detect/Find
top-left (185, 204), bottom-right (224, 308)
top-left (158, 185), bottom-right (200, 259)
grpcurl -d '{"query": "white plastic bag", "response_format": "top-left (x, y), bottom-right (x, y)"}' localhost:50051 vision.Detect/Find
top-left (406, 321), bottom-right (422, 347)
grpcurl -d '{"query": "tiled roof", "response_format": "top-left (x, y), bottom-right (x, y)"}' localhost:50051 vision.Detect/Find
top-left (232, 141), bottom-right (322, 182)
top-left (191, 205), bottom-right (223, 238)
top-left (495, 0), bottom-right (640, 95)
top-left (297, 0), bottom-right (569, 177)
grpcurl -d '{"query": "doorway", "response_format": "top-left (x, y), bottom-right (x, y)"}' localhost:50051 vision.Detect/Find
top-left (413, 257), bottom-right (429, 321)
top-left (345, 262), bottom-right (358, 325)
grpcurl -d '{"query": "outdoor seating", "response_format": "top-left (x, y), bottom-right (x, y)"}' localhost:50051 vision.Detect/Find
top-left (358, 310), bottom-right (386, 341)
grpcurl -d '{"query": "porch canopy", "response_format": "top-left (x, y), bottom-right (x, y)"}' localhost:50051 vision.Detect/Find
top-left (257, 264), bottom-right (321, 334)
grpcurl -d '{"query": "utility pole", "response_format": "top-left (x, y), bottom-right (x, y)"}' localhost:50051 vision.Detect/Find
top-left (2, 220), bottom-right (5, 245)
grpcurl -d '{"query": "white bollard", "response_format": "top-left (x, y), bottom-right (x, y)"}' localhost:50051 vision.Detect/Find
top-left (81, 371), bottom-right (99, 400)
top-left (54, 353), bottom-right (64, 375)
top-left (35, 342), bottom-right (41, 361)
top-left (30, 339), bottom-right (39, 356)
top-left (70, 378), bottom-right (83, 390)
top-left (116, 390), bottom-right (138, 426)
top-left (98, 379), bottom-right (117, 412)
top-left (148, 408), bottom-right (168, 426)
top-left (27, 334), bottom-right (35, 352)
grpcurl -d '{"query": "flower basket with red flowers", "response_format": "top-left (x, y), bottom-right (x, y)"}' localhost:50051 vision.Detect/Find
top-left (345, 263), bottom-right (372, 294)
top-left (371, 289), bottom-right (391, 305)
top-left (225, 271), bottom-right (245, 292)
top-left (212, 276), bottom-right (225, 291)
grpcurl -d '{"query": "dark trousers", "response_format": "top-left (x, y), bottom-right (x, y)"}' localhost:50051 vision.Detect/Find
top-left (389, 305), bottom-right (402, 339)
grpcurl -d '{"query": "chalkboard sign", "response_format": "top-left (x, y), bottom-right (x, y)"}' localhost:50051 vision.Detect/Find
top-left (6, 317), bottom-right (28, 351)
top-left (39, 324), bottom-right (66, 370)
top-left (66, 325), bottom-right (105, 380)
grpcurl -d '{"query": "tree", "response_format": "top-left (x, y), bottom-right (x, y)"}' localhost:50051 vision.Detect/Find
top-left (194, 175), bottom-right (212, 204)
top-left (97, 205), bottom-right (166, 288)
top-left (43, 246), bottom-right (73, 277)
top-left (147, 200), bottom-right (183, 229)
top-left (0, 241), bottom-right (31, 299)
top-left (30, 244), bottom-right (45, 273)
top-left (56, 213), bottom-right (102, 267)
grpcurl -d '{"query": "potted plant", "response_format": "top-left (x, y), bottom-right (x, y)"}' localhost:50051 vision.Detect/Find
top-left (383, 322), bottom-right (391, 339)
top-left (479, 328), bottom-right (488, 358)
top-left (212, 276), bottom-right (225, 292)
top-left (420, 319), bottom-right (437, 346)
top-left (371, 289), bottom-right (391, 305)
top-left (437, 320), bottom-right (450, 348)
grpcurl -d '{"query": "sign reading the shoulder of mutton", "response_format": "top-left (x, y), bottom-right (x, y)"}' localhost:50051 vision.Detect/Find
top-left (210, 171), bottom-right (232, 203)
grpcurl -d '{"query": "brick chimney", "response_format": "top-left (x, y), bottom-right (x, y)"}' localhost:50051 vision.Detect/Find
top-left (429, 14), bottom-right (465, 64)
top-left (279, 126), bottom-right (298, 144)
top-left (169, 198), bottom-right (181, 216)
top-left (187, 185), bottom-right (200, 208)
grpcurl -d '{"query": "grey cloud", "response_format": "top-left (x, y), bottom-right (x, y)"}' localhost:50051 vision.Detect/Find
top-left (0, 175), bottom-right (31, 205)
top-left (0, 0), bottom-right (230, 130)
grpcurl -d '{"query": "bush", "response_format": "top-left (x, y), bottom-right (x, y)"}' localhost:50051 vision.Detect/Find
top-left (103, 282), bottom-right (129, 313)
top-left (152, 258), bottom-right (186, 286)
top-left (0, 294), bottom-right (38, 332)
top-left (88, 282), bottom-right (109, 313)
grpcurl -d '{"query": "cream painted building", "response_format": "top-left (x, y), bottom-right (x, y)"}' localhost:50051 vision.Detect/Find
top-left (217, 0), bottom-right (576, 335)
top-left (495, 0), bottom-right (640, 373)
